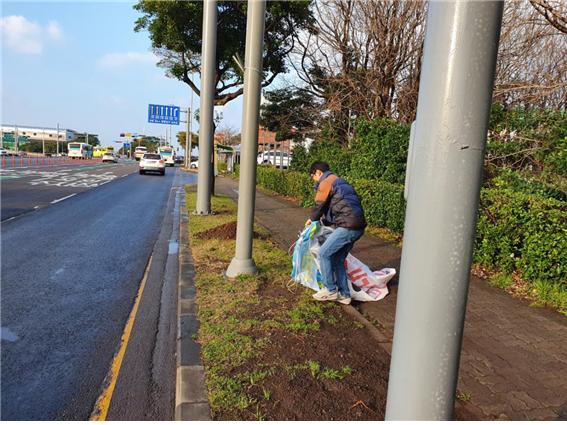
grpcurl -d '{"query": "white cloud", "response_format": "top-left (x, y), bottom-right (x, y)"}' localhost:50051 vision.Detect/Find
top-left (47, 21), bottom-right (63, 40)
top-left (98, 52), bottom-right (159, 69)
top-left (0, 16), bottom-right (65, 55)
top-left (0, 16), bottom-right (42, 55)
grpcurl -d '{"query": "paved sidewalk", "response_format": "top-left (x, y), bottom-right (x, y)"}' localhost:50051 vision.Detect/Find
top-left (215, 175), bottom-right (567, 420)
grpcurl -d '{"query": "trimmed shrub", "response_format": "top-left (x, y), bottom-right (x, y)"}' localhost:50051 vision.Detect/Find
top-left (352, 179), bottom-right (406, 233)
top-left (489, 168), bottom-right (567, 202)
top-left (256, 165), bottom-right (313, 207)
top-left (348, 119), bottom-right (410, 184)
top-left (475, 189), bottom-right (567, 283)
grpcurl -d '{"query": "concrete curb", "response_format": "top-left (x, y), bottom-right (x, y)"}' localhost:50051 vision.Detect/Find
top-left (175, 192), bottom-right (211, 421)
top-left (341, 305), bottom-right (392, 354)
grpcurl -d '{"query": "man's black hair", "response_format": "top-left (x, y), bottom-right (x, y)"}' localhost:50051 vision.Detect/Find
top-left (309, 161), bottom-right (330, 175)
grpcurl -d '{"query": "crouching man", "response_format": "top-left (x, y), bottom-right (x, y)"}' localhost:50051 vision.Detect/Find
top-left (306, 161), bottom-right (367, 305)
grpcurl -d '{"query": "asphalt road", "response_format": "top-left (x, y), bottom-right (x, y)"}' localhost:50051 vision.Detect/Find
top-left (0, 159), bottom-right (139, 221)
top-left (1, 164), bottom-right (196, 420)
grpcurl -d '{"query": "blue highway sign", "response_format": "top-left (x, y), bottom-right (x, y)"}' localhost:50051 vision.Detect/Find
top-left (148, 104), bottom-right (180, 125)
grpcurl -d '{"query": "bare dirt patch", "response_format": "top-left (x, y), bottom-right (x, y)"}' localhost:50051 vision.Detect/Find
top-left (195, 221), bottom-right (265, 240)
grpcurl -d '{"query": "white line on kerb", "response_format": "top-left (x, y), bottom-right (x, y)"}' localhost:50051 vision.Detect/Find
top-left (50, 193), bottom-right (77, 204)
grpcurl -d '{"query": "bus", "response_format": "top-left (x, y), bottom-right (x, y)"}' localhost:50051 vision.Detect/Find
top-left (134, 146), bottom-right (148, 161)
top-left (157, 146), bottom-right (175, 167)
top-left (68, 142), bottom-right (93, 159)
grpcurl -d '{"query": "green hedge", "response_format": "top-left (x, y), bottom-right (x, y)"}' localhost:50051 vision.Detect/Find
top-left (256, 165), bottom-right (314, 207)
top-left (475, 189), bottom-right (567, 282)
top-left (352, 179), bottom-right (406, 233)
top-left (240, 165), bottom-right (566, 286)
top-left (488, 168), bottom-right (567, 202)
top-left (348, 119), bottom-right (410, 184)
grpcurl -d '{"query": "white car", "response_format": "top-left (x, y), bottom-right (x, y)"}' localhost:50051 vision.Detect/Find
top-left (139, 153), bottom-right (165, 176)
top-left (0, 149), bottom-right (7, 156)
top-left (190, 160), bottom-right (198, 169)
top-left (257, 151), bottom-right (291, 168)
top-left (102, 152), bottom-right (118, 163)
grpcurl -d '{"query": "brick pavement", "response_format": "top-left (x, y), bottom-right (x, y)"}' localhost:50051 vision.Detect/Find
top-left (215, 175), bottom-right (567, 420)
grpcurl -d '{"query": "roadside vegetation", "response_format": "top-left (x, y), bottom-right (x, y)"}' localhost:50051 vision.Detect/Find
top-left (185, 188), bottom-right (392, 420)
top-left (233, 106), bottom-right (567, 316)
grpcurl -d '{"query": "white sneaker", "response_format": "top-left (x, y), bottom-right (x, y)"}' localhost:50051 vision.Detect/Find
top-left (313, 288), bottom-right (338, 301)
top-left (337, 294), bottom-right (352, 305)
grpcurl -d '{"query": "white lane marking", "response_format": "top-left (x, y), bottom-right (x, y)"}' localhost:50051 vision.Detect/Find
top-left (50, 193), bottom-right (77, 204)
top-left (34, 206), bottom-right (40, 209)
top-left (1, 327), bottom-right (19, 342)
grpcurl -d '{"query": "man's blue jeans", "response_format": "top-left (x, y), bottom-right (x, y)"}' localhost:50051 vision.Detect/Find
top-left (319, 227), bottom-right (364, 297)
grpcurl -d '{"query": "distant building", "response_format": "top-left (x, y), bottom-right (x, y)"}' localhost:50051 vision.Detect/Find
top-left (257, 126), bottom-right (296, 153)
top-left (1, 125), bottom-right (80, 143)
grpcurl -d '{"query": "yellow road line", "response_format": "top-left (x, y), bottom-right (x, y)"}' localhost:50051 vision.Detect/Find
top-left (90, 255), bottom-right (153, 421)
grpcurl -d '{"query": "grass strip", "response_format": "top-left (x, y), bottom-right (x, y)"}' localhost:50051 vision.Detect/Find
top-left (185, 186), bottom-right (349, 420)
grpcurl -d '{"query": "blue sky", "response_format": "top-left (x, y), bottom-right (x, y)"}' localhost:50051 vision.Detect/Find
top-left (1, 1), bottom-right (244, 150)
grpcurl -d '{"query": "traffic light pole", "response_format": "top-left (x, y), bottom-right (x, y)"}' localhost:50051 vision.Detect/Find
top-left (195, 0), bottom-right (217, 215)
top-left (385, 1), bottom-right (504, 420)
top-left (226, 0), bottom-right (266, 278)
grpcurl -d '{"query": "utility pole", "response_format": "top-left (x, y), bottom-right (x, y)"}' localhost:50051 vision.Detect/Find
top-left (185, 107), bottom-right (191, 168)
top-left (42, 128), bottom-right (45, 155)
top-left (195, 0), bottom-right (218, 215)
top-left (190, 75), bottom-right (194, 163)
top-left (385, 1), bottom-right (504, 420)
top-left (15, 124), bottom-right (19, 154)
top-left (56, 123), bottom-right (60, 156)
top-left (226, 0), bottom-right (266, 277)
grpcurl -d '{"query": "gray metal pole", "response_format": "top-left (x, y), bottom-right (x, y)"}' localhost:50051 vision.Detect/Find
top-left (195, 0), bottom-right (217, 214)
top-left (185, 108), bottom-right (190, 168)
top-left (226, 0), bottom-right (266, 277)
top-left (56, 123), bottom-right (60, 155)
top-left (15, 124), bottom-right (19, 154)
top-left (189, 75), bottom-right (194, 163)
top-left (385, 1), bottom-right (504, 420)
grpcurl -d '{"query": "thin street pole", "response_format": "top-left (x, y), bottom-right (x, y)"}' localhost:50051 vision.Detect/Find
top-left (185, 107), bottom-right (191, 168)
top-left (56, 123), bottom-right (60, 156)
top-left (226, 0), bottom-right (266, 277)
top-left (195, 0), bottom-right (218, 215)
top-left (42, 128), bottom-right (45, 156)
top-left (15, 124), bottom-right (19, 154)
top-left (189, 74), bottom-right (194, 164)
top-left (385, 1), bottom-right (504, 420)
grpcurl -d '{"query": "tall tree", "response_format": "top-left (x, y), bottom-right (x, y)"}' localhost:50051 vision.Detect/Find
top-left (260, 87), bottom-right (321, 141)
top-left (529, 0), bottom-right (567, 34)
top-left (291, 0), bottom-right (426, 143)
top-left (133, 0), bottom-right (313, 106)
